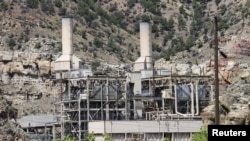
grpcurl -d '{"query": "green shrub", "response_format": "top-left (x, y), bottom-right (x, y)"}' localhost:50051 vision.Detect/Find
top-left (54, 135), bottom-right (76, 141)
top-left (26, 0), bottom-right (39, 9)
top-left (103, 133), bottom-right (113, 141)
top-left (192, 125), bottom-right (208, 141)
top-left (7, 38), bottom-right (16, 49)
top-left (85, 132), bottom-right (95, 141)
top-left (35, 42), bottom-right (42, 49)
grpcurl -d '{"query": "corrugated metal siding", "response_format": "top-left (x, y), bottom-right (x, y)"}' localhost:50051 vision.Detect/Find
top-left (172, 133), bottom-right (191, 141)
top-left (93, 133), bottom-right (192, 141)
top-left (89, 120), bottom-right (203, 133)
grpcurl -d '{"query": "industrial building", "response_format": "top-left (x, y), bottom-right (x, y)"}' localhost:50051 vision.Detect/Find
top-left (51, 17), bottom-right (214, 141)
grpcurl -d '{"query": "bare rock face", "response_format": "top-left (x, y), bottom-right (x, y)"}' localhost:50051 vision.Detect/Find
top-left (201, 94), bottom-right (250, 125)
top-left (38, 60), bottom-right (52, 75)
top-left (0, 94), bottom-right (29, 141)
top-left (226, 110), bottom-right (246, 125)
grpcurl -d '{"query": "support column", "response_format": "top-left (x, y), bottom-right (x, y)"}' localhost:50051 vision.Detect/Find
top-left (101, 85), bottom-right (103, 120)
top-left (78, 97), bottom-right (81, 141)
top-left (191, 83), bottom-right (194, 116)
top-left (106, 78), bottom-right (109, 120)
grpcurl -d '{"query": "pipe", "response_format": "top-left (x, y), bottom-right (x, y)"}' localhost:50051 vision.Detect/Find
top-left (191, 83), bottom-right (194, 116)
top-left (195, 81), bottom-right (199, 115)
top-left (78, 95), bottom-right (81, 140)
top-left (174, 85), bottom-right (190, 117)
top-left (174, 84), bottom-right (200, 117)
top-left (68, 70), bottom-right (71, 100)
top-left (210, 85), bottom-right (214, 102)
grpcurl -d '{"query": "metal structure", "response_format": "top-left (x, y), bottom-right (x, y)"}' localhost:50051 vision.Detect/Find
top-left (53, 70), bottom-right (214, 141)
top-left (56, 74), bottom-right (127, 140)
top-left (52, 19), bottom-right (215, 140)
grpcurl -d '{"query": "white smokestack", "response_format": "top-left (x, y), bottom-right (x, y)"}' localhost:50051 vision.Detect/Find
top-left (140, 22), bottom-right (152, 59)
top-left (62, 17), bottom-right (73, 55)
top-left (133, 22), bottom-right (153, 71)
top-left (54, 17), bottom-right (81, 72)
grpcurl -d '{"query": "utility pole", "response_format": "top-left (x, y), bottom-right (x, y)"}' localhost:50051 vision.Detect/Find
top-left (214, 16), bottom-right (220, 125)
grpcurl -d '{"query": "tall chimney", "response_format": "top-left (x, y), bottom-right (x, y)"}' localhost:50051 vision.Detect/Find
top-left (54, 17), bottom-right (82, 73)
top-left (140, 22), bottom-right (152, 69)
top-left (133, 22), bottom-right (153, 71)
top-left (62, 17), bottom-right (73, 55)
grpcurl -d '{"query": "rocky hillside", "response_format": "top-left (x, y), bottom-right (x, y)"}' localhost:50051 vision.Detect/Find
top-left (0, 94), bottom-right (29, 141)
top-left (0, 0), bottom-right (249, 136)
top-left (0, 0), bottom-right (249, 65)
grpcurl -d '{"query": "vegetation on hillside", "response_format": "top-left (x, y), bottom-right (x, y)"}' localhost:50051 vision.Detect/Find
top-left (0, 0), bottom-right (249, 63)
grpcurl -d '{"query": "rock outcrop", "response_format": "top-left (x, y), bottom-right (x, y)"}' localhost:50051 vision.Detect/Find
top-left (0, 93), bottom-right (29, 141)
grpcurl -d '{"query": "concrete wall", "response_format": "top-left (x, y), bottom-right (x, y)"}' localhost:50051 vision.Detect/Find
top-left (54, 61), bottom-right (71, 71)
top-left (126, 72), bottom-right (141, 94)
top-left (88, 120), bottom-right (203, 133)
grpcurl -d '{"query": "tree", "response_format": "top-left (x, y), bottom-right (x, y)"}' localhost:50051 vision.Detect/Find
top-left (35, 42), bottom-right (42, 49)
top-left (54, 0), bottom-right (62, 8)
top-left (54, 135), bottom-right (76, 141)
top-left (91, 60), bottom-right (100, 71)
top-left (85, 132), bottom-right (95, 141)
top-left (40, 0), bottom-right (54, 15)
top-left (192, 125), bottom-right (208, 141)
top-left (93, 37), bottom-right (103, 48)
top-left (185, 36), bottom-right (195, 50)
top-left (7, 38), bottom-right (16, 50)
top-left (127, 0), bottom-right (136, 8)
top-left (215, 0), bottom-right (221, 6)
top-left (178, 15), bottom-right (186, 30)
top-left (26, 0), bottom-right (39, 9)
top-left (163, 137), bottom-right (170, 141)
top-left (81, 31), bottom-right (87, 39)
top-left (103, 133), bottom-right (113, 141)
top-left (58, 7), bottom-right (67, 16)
top-left (0, 0), bottom-right (8, 11)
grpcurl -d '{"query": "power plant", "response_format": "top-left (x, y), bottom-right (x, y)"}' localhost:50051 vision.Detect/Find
top-left (17, 17), bottom-right (214, 141)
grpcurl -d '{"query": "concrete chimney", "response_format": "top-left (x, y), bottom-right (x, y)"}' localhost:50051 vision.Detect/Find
top-left (62, 17), bottom-right (73, 55)
top-left (54, 17), bottom-right (81, 72)
top-left (133, 22), bottom-right (153, 71)
top-left (140, 22), bottom-right (152, 60)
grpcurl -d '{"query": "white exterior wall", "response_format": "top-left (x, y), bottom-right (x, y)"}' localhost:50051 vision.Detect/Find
top-left (134, 57), bottom-right (153, 71)
top-left (133, 60), bottom-right (145, 71)
top-left (55, 71), bottom-right (70, 79)
top-left (88, 120), bottom-right (203, 133)
top-left (62, 17), bottom-right (73, 55)
top-left (71, 55), bottom-right (81, 69)
top-left (54, 61), bottom-right (71, 71)
top-left (126, 72), bottom-right (141, 94)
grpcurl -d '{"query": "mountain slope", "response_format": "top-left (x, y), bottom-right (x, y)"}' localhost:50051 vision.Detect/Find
top-left (0, 0), bottom-right (249, 67)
